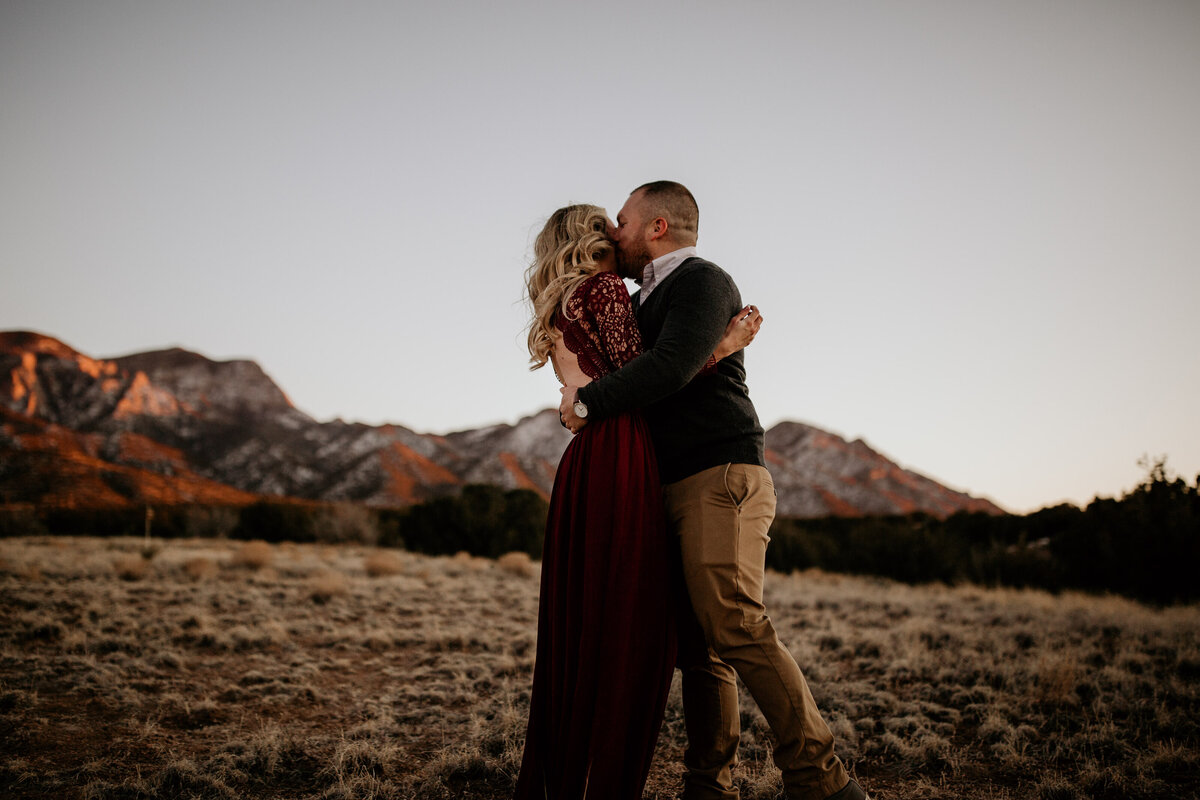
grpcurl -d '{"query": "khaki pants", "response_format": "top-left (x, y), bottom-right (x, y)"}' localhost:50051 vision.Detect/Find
top-left (664, 463), bottom-right (848, 800)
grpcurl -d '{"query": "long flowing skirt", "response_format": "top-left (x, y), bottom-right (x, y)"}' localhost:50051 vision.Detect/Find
top-left (514, 412), bottom-right (677, 800)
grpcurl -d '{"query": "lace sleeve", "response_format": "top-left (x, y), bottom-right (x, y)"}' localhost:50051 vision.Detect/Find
top-left (581, 272), bottom-right (642, 370)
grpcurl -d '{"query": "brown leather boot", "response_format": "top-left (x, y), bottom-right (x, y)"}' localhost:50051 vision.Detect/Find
top-left (823, 778), bottom-right (870, 800)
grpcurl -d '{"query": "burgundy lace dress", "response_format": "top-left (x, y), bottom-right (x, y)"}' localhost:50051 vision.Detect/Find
top-left (514, 272), bottom-right (677, 800)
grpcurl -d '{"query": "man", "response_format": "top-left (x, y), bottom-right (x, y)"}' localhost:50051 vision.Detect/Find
top-left (558, 181), bottom-right (867, 800)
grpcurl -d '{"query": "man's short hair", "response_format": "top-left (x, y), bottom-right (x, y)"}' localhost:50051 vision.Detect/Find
top-left (633, 180), bottom-right (699, 244)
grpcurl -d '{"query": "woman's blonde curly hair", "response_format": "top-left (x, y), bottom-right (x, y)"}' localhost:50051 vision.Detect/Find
top-left (524, 204), bottom-right (613, 370)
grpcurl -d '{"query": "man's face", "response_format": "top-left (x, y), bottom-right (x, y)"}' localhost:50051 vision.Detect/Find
top-left (610, 190), bottom-right (654, 280)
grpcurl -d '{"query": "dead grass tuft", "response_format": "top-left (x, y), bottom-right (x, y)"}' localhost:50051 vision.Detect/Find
top-left (328, 736), bottom-right (399, 781)
top-left (1034, 653), bottom-right (1080, 707)
top-left (18, 562), bottom-right (44, 582)
top-left (445, 549), bottom-right (491, 576)
top-left (231, 540), bottom-right (274, 570)
top-left (363, 549), bottom-right (405, 577)
top-left (162, 696), bottom-right (223, 730)
top-left (1035, 775), bottom-right (1083, 800)
top-left (150, 756), bottom-right (238, 799)
top-left (182, 556), bottom-right (219, 581)
top-left (309, 569), bottom-right (349, 603)
top-left (112, 554), bottom-right (150, 581)
top-left (497, 551), bottom-right (535, 579)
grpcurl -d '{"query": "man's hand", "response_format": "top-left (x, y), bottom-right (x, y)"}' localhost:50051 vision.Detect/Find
top-left (559, 385), bottom-right (588, 434)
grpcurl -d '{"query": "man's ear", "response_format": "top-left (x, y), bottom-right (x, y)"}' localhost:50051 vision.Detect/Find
top-left (648, 216), bottom-right (669, 241)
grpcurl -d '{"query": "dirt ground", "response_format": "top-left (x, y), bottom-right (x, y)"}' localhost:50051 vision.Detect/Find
top-left (1, 535), bottom-right (1198, 799)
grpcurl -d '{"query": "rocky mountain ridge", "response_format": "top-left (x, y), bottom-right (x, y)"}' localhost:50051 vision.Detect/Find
top-left (0, 330), bottom-right (1004, 517)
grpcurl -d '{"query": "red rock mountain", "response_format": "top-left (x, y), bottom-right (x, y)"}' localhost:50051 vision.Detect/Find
top-left (0, 331), bottom-right (1004, 516)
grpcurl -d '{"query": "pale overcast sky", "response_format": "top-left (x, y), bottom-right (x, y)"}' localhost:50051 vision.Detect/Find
top-left (2, 0), bottom-right (1197, 513)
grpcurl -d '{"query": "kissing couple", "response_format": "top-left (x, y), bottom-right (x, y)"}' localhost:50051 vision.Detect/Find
top-left (516, 181), bottom-right (868, 800)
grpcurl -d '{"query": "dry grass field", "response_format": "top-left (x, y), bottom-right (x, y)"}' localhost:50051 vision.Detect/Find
top-left (1, 535), bottom-right (1198, 800)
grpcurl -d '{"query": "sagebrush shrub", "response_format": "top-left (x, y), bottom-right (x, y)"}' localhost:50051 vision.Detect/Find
top-left (497, 552), bottom-right (534, 578)
top-left (231, 541), bottom-right (273, 570)
top-left (364, 550), bottom-right (404, 577)
top-left (182, 557), bottom-right (218, 581)
top-left (113, 555), bottom-right (150, 581)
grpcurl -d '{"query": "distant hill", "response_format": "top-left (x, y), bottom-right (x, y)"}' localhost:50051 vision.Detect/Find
top-left (0, 330), bottom-right (1004, 516)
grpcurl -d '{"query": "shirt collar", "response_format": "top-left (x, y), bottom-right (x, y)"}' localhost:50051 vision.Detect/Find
top-left (639, 245), bottom-right (698, 300)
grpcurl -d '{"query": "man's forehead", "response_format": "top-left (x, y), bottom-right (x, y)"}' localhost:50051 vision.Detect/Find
top-left (618, 191), bottom-right (645, 218)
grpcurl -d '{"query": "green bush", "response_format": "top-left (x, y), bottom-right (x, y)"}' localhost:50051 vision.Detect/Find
top-left (393, 485), bottom-right (547, 558)
top-left (42, 506), bottom-right (141, 536)
top-left (232, 501), bottom-right (320, 543)
top-left (0, 505), bottom-right (47, 537)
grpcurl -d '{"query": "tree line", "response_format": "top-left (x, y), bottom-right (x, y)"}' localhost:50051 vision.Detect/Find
top-left (0, 484), bottom-right (549, 560)
top-left (2, 460), bottom-right (1196, 604)
top-left (766, 458), bottom-right (1199, 604)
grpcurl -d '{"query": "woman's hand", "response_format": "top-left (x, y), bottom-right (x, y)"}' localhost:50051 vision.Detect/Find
top-left (559, 385), bottom-right (588, 434)
top-left (713, 305), bottom-right (763, 361)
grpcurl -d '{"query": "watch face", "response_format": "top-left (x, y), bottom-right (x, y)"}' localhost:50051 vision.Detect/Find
top-left (573, 401), bottom-right (588, 418)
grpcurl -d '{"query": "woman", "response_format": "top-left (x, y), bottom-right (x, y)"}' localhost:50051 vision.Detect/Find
top-left (514, 204), bottom-right (757, 799)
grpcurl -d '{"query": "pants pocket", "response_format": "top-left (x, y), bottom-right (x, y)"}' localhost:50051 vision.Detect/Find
top-left (722, 464), bottom-right (749, 507)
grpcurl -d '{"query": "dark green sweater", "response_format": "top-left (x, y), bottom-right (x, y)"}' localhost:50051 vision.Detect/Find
top-left (576, 257), bottom-right (766, 484)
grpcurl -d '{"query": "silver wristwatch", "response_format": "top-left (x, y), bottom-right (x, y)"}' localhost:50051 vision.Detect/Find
top-left (573, 399), bottom-right (588, 419)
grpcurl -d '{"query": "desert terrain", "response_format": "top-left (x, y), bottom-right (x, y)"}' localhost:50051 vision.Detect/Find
top-left (1, 535), bottom-right (1198, 799)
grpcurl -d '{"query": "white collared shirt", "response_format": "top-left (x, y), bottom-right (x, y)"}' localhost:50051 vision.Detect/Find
top-left (638, 245), bottom-right (698, 301)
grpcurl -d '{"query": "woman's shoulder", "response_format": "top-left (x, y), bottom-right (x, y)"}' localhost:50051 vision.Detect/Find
top-left (581, 270), bottom-right (626, 292)
top-left (570, 270), bottom-right (629, 308)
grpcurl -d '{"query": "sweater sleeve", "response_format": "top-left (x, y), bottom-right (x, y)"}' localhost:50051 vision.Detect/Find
top-left (583, 272), bottom-right (642, 370)
top-left (577, 264), bottom-right (736, 418)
